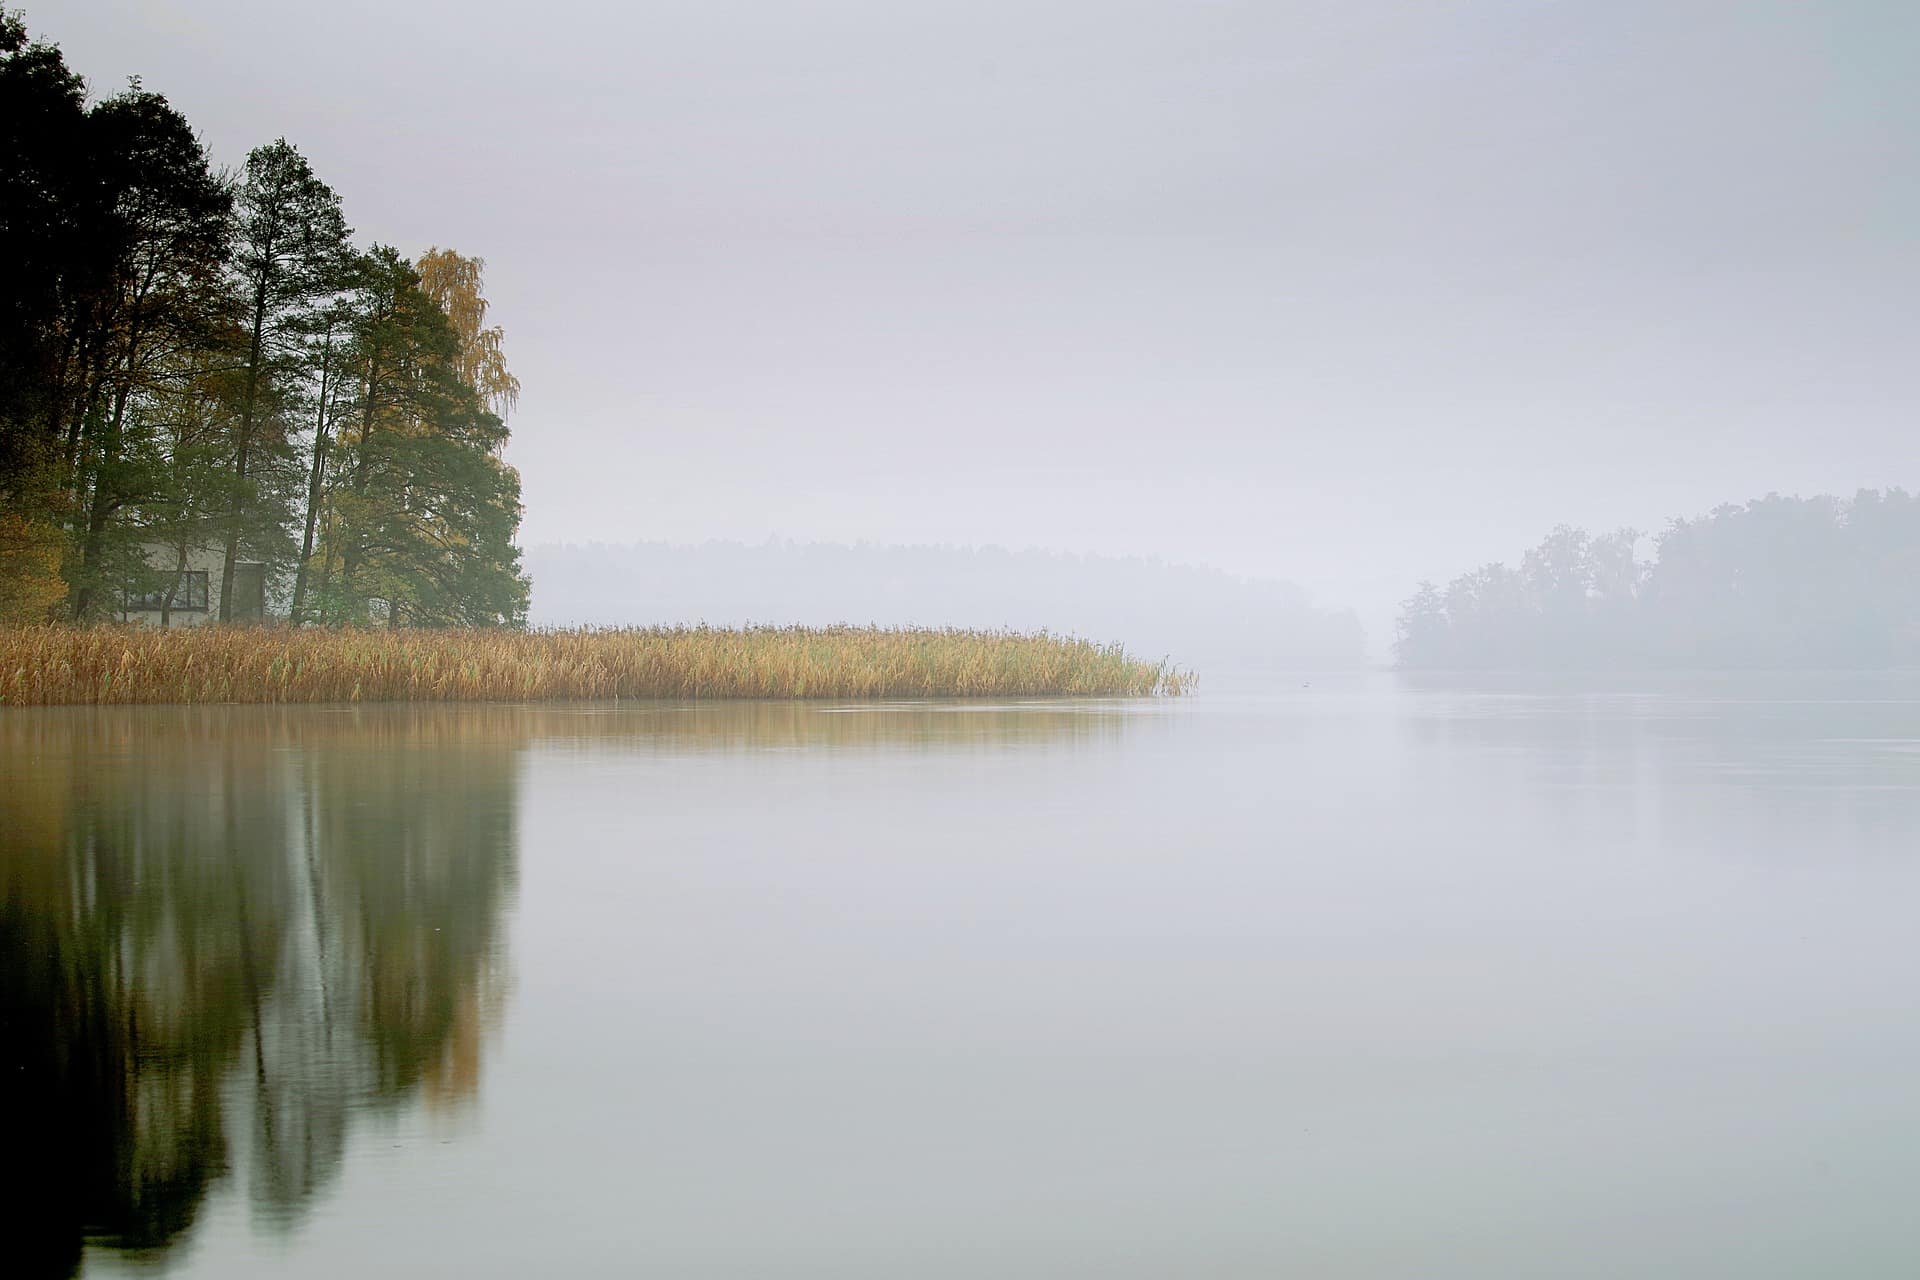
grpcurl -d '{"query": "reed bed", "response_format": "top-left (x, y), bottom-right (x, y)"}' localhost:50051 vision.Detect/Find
top-left (0, 624), bottom-right (1193, 705)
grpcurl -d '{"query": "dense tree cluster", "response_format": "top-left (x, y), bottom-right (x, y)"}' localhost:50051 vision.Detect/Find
top-left (0, 11), bottom-right (527, 625)
top-left (1397, 491), bottom-right (1920, 669)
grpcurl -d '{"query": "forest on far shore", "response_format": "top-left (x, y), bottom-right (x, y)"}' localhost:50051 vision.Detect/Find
top-left (1397, 490), bottom-right (1920, 670)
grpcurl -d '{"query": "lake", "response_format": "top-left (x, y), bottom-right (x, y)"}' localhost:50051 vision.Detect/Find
top-left (5, 673), bottom-right (1919, 1277)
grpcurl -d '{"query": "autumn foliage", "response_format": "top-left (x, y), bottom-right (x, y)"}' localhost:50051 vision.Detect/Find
top-left (0, 515), bottom-right (67, 622)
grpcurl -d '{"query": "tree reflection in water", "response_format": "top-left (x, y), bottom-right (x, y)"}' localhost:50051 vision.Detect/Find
top-left (0, 707), bottom-right (521, 1277)
top-left (0, 696), bottom-right (1135, 1275)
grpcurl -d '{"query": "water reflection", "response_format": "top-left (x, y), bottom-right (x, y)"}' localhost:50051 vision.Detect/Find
top-left (1392, 673), bottom-right (1920, 850)
top-left (0, 699), bottom-right (1135, 1275)
top-left (0, 707), bottom-right (522, 1277)
top-left (6, 690), bottom-right (1917, 1275)
top-left (509, 698), bottom-right (1143, 754)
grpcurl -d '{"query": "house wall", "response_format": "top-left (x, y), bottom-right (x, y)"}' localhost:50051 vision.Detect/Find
top-left (123, 545), bottom-right (266, 627)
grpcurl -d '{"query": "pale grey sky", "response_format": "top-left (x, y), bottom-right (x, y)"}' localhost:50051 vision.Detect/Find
top-left (38, 1), bottom-right (1920, 642)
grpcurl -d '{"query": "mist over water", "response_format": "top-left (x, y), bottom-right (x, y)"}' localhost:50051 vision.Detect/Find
top-left (525, 540), bottom-right (1366, 669)
top-left (10, 676), bottom-right (1920, 1277)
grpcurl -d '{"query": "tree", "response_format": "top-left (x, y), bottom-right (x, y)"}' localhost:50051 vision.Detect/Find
top-left (218, 139), bottom-right (350, 621)
top-left (64, 87), bottom-right (231, 618)
top-left (0, 9), bottom-right (90, 496)
top-left (0, 15), bottom-right (107, 620)
top-left (414, 247), bottom-right (519, 415)
top-left (1393, 580), bottom-right (1448, 668)
top-left (313, 247), bottom-right (526, 627)
top-left (0, 509), bottom-right (66, 620)
top-left (134, 341), bottom-right (247, 625)
top-left (287, 294), bottom-right (357, 624)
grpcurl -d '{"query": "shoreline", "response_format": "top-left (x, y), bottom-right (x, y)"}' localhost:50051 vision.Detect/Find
top-left (0, 624), bottom-right (1191, 705)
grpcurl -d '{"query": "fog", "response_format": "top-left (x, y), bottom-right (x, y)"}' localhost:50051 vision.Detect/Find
top-left (32, 0), bottom-right (1919, 649)
top-left (527, 540), bottom-right (1365, 669)
top-left (14, 8), bottom-right (1920, 1270)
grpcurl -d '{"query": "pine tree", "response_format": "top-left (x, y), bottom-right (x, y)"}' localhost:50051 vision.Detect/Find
top-left (219, 139), bottom-right (351, 620)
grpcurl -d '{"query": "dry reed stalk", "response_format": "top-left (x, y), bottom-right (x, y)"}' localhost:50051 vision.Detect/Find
top-left (0, 624), bottom-right (1194, 706)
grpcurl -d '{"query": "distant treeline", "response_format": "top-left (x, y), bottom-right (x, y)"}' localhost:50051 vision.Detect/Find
top-left (0, 11), bottom-right (527, 626)
top-left (1397, 490), bottom-right (1920, 669)
top-left (528, 540), bottom-right (1366, 668)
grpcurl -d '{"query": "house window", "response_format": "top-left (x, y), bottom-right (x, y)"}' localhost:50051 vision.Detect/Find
top-left (126, 570), bottom-right (209, 612)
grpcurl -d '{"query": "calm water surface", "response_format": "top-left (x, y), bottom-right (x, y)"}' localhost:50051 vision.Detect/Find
top-left (4, 673), bottom-right (1919, 1277)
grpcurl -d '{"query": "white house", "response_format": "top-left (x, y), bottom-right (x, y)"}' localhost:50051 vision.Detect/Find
top-left (122, 544), bottom-right (268, 626)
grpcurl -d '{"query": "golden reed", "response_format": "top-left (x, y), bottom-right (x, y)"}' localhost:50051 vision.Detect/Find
top-left (0, 624), bottom-right (1192, 705)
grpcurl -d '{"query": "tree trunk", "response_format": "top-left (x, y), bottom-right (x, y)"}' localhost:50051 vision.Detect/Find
top-left (158, 540), bottom-right (188, 628)
top-left (63, 340), bottom-right (113, 516)
top-left (71, 393), bottom-right (126, 619)
top-left (337, 344), bottom-right (382, 619)
top-left (70, 300), bottom-right (146, 620)
top-left (221, 262), bottom-right (273, 621)
top-left (56, 312), bottom-right (109, 493)
top-left (290, 325), bottom-right (336, 626)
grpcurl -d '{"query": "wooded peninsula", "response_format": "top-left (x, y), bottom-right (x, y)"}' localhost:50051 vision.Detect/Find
top-left (0, 13), bottom-right (1180, 700)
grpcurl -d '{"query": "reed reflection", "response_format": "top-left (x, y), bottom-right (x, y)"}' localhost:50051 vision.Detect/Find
top-left (0, 707), bottom-right (522, 1277)
top-left (514, 698), bottom-right (1144, 754)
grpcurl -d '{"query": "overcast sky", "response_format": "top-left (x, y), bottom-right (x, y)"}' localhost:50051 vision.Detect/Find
top-left (37, 0), bottom-right (1920, 639)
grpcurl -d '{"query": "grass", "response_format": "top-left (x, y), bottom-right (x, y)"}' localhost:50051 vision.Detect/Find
top-left (0, 624), bottom-right (1193, 705)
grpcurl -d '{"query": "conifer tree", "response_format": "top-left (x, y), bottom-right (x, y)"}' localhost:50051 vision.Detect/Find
top-left (219, 138), bottom-right (350, 620)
